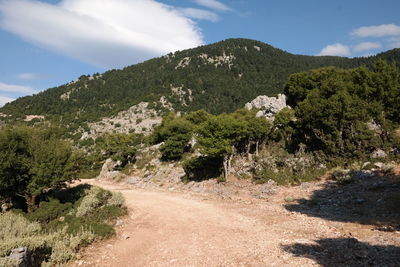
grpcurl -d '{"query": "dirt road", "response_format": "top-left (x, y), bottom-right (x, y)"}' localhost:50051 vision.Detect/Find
top-left (73, 179), bottom-right (400, 267)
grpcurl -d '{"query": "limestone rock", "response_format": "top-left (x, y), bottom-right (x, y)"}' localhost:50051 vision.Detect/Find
top-left (8, 247), bottom-right (31, 267)
top-left (245, 94), bottom-right (287, 119)
top-left (98, 158), bottom-right (125, 180)
top-left (370, 149), bottom-right (387, 159)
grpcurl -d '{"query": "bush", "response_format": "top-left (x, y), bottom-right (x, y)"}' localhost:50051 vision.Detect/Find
top-left (253, 167), bottom-right (325, 185)
top-left (27, 199), bottom-right (72, 224)
top-left (0, 185), bottom-right (126, 265)
top-left (331, 168), bottom-right (353, 184)
top-left (0, 257), bottom-right (19, 267)
top-left (0, 212), bottom-right (41, 245)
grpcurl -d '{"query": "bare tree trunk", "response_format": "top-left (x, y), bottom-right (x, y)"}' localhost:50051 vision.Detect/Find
top-left (246, 141), bottom-right (252, 160)
top-left (25, 195), bottom-right (36, 213)
top-left (255, 141), bottom-right (260, 156)
top-left (223, 155), bottom-right (229, 180)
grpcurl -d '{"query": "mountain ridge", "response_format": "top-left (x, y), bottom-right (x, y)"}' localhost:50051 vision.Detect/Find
top-left (1, 38), bottom-right (400, 125)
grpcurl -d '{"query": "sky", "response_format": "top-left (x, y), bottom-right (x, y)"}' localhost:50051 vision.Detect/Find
top-left (0, 0), bottom-right (400, 106)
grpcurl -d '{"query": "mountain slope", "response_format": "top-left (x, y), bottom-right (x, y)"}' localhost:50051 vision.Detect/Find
top-left (2, 38), bottom-right (400, 124)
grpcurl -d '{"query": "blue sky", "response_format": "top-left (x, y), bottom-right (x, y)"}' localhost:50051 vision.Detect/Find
top-left (1, 0), bottom-right (400, 106)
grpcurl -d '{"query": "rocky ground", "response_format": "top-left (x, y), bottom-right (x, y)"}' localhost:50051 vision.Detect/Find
top-left (70, 166), bottom-right (400, 267)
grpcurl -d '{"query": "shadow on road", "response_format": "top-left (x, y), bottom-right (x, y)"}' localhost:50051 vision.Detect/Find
top-left (285, 171), bottom-right (400, 231)
top-left (282, 238), bottom-right (400, 267)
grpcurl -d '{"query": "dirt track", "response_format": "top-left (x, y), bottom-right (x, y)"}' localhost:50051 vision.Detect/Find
top-left (72, 178), bottom-right (400, 267)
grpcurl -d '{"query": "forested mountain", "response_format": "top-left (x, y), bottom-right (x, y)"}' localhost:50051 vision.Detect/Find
top-left (2, 38), bottom-right (400, 124)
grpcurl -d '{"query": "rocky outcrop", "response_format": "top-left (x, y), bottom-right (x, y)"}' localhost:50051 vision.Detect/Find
top-left (98, 159), bottom-right (125, 180)
top-left (371, 149), bottom-right (388, 159)
top-left (245, 94), bottom-right (287, 119)
top-left (84, 101), bottom-right (165, 140)
top-left (8, 247), bottom-right (31, 267)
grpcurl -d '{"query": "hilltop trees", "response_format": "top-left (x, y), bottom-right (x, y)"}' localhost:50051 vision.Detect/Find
top-left (0, 126), bottom-right (79, 211)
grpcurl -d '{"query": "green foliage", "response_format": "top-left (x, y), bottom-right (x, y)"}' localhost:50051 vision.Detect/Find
top-left (0, 125), bottom-right (80, 209)
top-left (96, 132), bottom-right (141, 166)
top-left (0, 184), bottom-right (126, 265)
top-left (197, 114), bottom-right (246, 158)
top-left (252, 144), bottom-right (326, 185)
top-left (27, 199), bottom-right (73, 224)
top-left (3, 39), bottom-right (399, 127)
top-left (285, 61), bottom-right (400, 160)
top-left (75, 186), bottom-right (123, 217)
top-left (253, 166), bottom-right (325, 185)
top-left (157, 117), bottom-right (194, 160)
top-left (270, 107), bottom-right (295, 144)
top-left (330, 168), bottom-right (353, 184)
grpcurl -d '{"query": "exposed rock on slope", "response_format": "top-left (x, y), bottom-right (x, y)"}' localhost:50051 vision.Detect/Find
top-left (83, 102), bottom-right (164, 139)
top-left (245, 94), bottom-right (287, 119)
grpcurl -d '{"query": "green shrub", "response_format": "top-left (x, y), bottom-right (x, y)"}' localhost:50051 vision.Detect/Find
top-left (331, 168), bottom-right (353, 184)
top-left (0, 212), bottom-right (41, 244)
top-left (27, 199), bottom-right (72, 224)
top-left (0, 257), bottom-right (19, 267)
top-left (253, 166), bottom-right (325, 185)
top-left (0, 183), bottom-right (126, 265)
top-left (75, 186), bottom-right (111, 217)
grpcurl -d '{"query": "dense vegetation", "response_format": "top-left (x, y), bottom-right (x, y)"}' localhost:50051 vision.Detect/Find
top-left (0, 185), bottom-right (126, 266)
top-left (151, 61), bottom-right (400, 183)
top-left (0, 126), bottom-right (127, 265)
top-left (0, 126), bottom-right (80, 211)
top-left (1, 39), bottom-right (399, 128)
top-left (285, 60), bottom-right (400, 160)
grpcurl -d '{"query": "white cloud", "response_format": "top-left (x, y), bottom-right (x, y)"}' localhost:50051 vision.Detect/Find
top-left (193, 0), bottom-right (232, 12)
top-left (0, 95), bottom-right (15, 107)
top-left (352, 24), bottom-right (400, 38)
top-left (17, 73), bottom-right (44, 80)
top-left (178, 8), bottom-right (219, 22)
top-left (0, 82), bottom-right (36, 94)
top-left (0, 0), bottom-right (204, 69)
top-left (317, 43), bottom-right (351, 57)
top-left (353, 42), bottom-right (382, 53)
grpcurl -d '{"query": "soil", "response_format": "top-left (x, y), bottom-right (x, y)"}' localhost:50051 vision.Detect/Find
top-left (71, 169), bottom-right (400, 267)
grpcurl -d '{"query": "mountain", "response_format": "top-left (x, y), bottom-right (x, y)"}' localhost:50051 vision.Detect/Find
top-left (2, 38), bottom-right (400, 125)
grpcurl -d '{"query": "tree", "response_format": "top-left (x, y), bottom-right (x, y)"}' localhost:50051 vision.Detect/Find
top-left (285, 63), bottom-right (400, 159)
top-left (154, 117), bottom-right (194, 160)
top-left (270, 107), bottom-right (295, 146)
top-left (197, 114), bottom-right (247, 179)
top-left (0, 126), bottom-right (79, 211)
top-left (96, 132), bottom-right (140, 166)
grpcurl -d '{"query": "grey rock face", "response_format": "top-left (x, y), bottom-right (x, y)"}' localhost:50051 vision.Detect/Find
top-left (370, 149), bottom-right (387, 159)
top-left (98, 158), bottom-right (125, 180)
top-left (245, 94), bottom-right (287, 119)
top-left (8, 247), bottom-right (31, 267)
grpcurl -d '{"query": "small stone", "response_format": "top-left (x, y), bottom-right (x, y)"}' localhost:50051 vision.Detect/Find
top-left (371, 149), bottom-right (387, 159)
top-left (58, 216), bottom-right (65, 222)
top-left (362, 162), bottom-right (371, 169)
top-left (122, 233), bottom-right (130, 239)
top-left (128, 177), bottom-right (139, 184)
top-left (374, 162), bottom-right (384, 169)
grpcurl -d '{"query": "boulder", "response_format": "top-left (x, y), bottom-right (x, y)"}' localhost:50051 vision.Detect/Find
top-left (245, 94), bottom-right (287, 119)
top-left (8, 247), bottom-right (31, 267)
top-left (370, 149), bottom-right (387, 159)
top-left (98, 158), bottom-right (123, 180)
